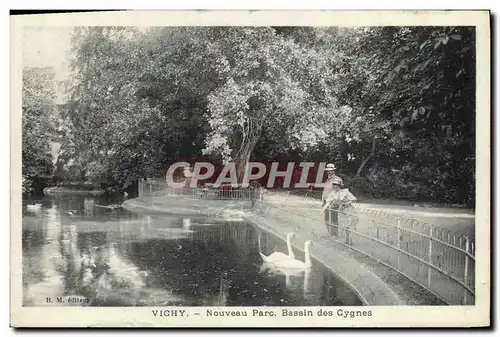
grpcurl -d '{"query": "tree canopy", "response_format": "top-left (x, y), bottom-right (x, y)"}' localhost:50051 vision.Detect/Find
top-left (48, 26), bottom-right (475, 206)
top-left (22, 67), bottom-right (58, 193)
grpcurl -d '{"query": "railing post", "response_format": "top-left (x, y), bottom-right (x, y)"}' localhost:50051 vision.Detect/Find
top-left (138, 179), bottom-right (144, 198)
top-left (463, 236), bottom-right (470, 305)
top-left (428, 226), bottom-right (433, 288)
top-left (345, 217), bottom-right (351, 245)
top-left (326, 205), bottom-right (331, 236)
top-left (397, 218), bottom-right (401, 270)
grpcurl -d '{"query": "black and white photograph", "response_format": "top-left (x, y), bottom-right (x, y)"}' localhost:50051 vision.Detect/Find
top-left (10, 10), bottom-right (490, 328)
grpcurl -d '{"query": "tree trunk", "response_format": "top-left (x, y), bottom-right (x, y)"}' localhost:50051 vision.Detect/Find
top-left (355, 137), bottom-right (376, 177)
top-left (234, 113), bottom-right (263, 185)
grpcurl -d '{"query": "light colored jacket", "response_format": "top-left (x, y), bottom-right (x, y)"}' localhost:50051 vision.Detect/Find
top-left (325, 188), bottom-right (357, 204)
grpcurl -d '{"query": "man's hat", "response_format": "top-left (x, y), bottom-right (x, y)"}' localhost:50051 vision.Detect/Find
top-left (324, 163), bottom-right (336, 171)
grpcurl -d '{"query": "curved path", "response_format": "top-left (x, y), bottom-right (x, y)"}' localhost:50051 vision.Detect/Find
top-left (266, 191), bottom-right (475, 239)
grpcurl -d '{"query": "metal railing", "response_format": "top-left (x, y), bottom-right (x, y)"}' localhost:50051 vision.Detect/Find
top-left (254, 200), bottom-right (475, 306)
top-left (138, 178), bottom-right (262, 201)
top-left (136, 179), bottom-right (474, 305)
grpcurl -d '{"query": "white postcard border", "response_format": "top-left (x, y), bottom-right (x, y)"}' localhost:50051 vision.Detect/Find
top-left (10, 10), bottom-right (491, 328)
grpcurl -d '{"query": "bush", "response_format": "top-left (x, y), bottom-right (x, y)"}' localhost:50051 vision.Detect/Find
top-left (22, 176), bottom-right (33, 194)
top-left (343, 176), bottom-right (374, 198)
top-left (342, 170), bottom-right (473, 207)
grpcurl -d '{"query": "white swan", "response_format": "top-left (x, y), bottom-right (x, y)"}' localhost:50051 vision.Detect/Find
top-left (258, 231), bottom-right (296, 263)
top-left (270, 240), bottom-right (313, 270)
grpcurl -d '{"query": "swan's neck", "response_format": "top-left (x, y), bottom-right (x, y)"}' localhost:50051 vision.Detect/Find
top-left (286, 236), bottom-right (295, 258)
top-left (304, 244), bottom-right (312, 267)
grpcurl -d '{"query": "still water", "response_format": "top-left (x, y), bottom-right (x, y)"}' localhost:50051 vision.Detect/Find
top-left (22, 194), bottom-right (363, 307)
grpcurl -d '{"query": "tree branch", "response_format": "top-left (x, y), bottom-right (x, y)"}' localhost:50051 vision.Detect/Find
top-left (355, 137), bottom-right (376, 177)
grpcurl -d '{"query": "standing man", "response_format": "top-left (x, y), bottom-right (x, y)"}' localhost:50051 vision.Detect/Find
top-left (321, 163), bottom-right (341, 236)
top-left (321, 177), bottom-right (342, 237)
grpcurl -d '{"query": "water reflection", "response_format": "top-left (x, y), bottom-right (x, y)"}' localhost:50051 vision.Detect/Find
top-left (22, 195), bottom-right (363, 307)
top-left (23, 205), bottom-right (65, 306)
top-left (84, 198), bottom-right (95, 217)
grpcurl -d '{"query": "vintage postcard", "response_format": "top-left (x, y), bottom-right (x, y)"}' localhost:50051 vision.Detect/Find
top-left (10, 10), bottom-right (490, 328)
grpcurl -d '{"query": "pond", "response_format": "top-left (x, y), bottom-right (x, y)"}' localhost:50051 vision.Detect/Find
top-left (22, 194), bottom-right (363, 307)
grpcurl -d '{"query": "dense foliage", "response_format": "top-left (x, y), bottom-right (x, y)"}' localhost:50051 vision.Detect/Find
top-left (53, 26), bottom-right (475, 206)
top-left (22, 67), bottom-right (58, 194)
top-left (326, 27), bottom-right (475, 205)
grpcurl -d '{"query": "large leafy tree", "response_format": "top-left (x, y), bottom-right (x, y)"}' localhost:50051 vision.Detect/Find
top-left (64, 27), bottom-right (213, 190)
top-left (66, 27), bottom-right (347, 186)
top-left (62, 27), bottom-right (148, 189)
top-left (195, 27), bottom-right (347, 180)
top-left (371, 26), bottom-right (475, 204)
top-left (315, 26), bottom-right (475, 204)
